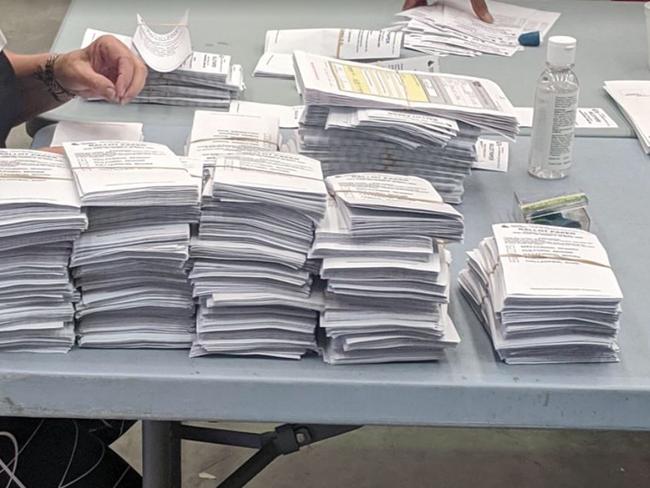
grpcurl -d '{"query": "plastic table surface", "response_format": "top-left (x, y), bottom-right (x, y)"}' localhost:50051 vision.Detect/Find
top-left (41, 0), bottom-right (650, 138)
top-left (6, 125), bottom-right (650, 431)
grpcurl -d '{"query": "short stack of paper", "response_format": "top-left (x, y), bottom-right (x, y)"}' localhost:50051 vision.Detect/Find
top-left (604, 81), bottom-right (650, 154)
top-left (64, 141), bottom-right (201, 348)
top-left (292, 51), bottom-right (517, 203)
top-left (390, 0), bottom-right (559, 57)
top-left (254, 28), bottom-right (403, 79)
top-left (82, 28), bottom-right (245, 108)
top-left (189, 150), bottom-right (328, 359)
top-left (316, 173), bottom-right (461, 364)
top-left (0, 150), bottom-right (87, 352)
top-left (459, 223), bottom-right (623, 364)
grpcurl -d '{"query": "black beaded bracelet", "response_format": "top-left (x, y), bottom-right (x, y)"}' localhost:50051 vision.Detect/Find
top-left (34, 55), bottom-right (76, 102)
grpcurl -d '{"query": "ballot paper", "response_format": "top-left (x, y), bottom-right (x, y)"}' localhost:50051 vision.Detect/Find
top-left (473, 138), bottom-right (508, 172)
top-left (293, 51), bottom-right (518, 138)
top-left (0, 150), bottom-right (87, 352)
top-left (188, 122), bottom-right (327, 359)
top-left (133, 12), bottom-right (192, 72)
top-left (64, 140), bottom-right (199, 206)
top-left (291, 53), bottom-right (517, 203)
top-left (392, 0), bottom-right (560, 57)
top-left (66, 142), bottom-right (199, 349)
top-left (81, 28), bottom-right (244, 107)
top-left (326, 172), bottom-right (463, 241)
top-left (51, 120), bottom-right (144, 146)
top-left (229, 101), bottom-right (304, 129)
top-left (373, 54), bottom-right (440, 72)
top-left (254, 28), bottom-right (403, 79)
top-left (459, 223), bottom-right (623, 364)
top-left (515, 107), bottom-right (618, 130)
top-left (604, 81), bottom-right (650, 154)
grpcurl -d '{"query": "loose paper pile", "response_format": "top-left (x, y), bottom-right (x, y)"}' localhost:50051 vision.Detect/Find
top-left (0, 150), bottom-right (87, 352)
top-left (316, 173), bottom-right (461, 364)
top-left (82, 28), bottom-right (245, 108)
top-left (604, 81), bottom-right (650, 154)
top-left (254, 28), bottom-right (403, 79)
top-left (187, 112), bottom-right (327, 358)
top-left (391, 0), bottom-right (559, 57)
top-left (459, 224), bottom-right (623, 364)
top-left (292, 51), bottom-right (517, 203)
top-left (51, 120), bottom-right (144, 146)
top-left (65, 141), bottom-right (201, 348)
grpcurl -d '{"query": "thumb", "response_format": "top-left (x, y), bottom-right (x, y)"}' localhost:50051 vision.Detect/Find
top-left (73, 62), bottom-right (117, 101)
top-left (471, 0), bottom-right (494, 23)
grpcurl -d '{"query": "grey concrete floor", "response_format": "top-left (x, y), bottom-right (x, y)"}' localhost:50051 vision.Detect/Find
top-left (2, 0), bottom-right (650, 486)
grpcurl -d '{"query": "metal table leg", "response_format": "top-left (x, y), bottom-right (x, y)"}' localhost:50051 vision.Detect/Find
top-left (142, 420), bottom-right (181, 488)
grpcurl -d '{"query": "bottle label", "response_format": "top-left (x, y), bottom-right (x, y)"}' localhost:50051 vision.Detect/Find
top-left (547, 92), bottom-right (578, 169)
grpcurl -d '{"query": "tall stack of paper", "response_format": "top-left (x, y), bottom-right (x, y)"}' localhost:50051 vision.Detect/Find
top-left (82, 28), bottom-right (245, 108)
top-left (604, 81), bottom-right (650, 154)
top-left (64, 141), bottom-right (201, 348)
top-left (390, 0), bottom-right (559, 57)
top-left (459, 223), bottom-right (623, 364)
top-left (0, 150), bottom-right (87, 352)
top-left (316, 173), bottom-right (461, 364)
top-left (254, 28), bottom-right (403, 79)
top-left (292, 51), bottom-right (517, 203)
top-left (189, 150), bottom-right (328, 359)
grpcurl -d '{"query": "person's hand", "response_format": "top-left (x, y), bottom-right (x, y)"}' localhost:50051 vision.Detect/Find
top-left (402, 0), bottom-right (494, 23)
top-left (53, 35), bottom-right (147, 104)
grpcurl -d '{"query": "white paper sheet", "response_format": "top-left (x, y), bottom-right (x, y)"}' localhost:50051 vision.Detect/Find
top-left (133, 12), bottom-right (192, 72)
top-left (473, 138), bottom-right (509, 172)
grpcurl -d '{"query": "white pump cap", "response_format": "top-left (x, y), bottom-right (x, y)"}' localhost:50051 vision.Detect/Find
top-left (547, 36), bottom-right (577, 66)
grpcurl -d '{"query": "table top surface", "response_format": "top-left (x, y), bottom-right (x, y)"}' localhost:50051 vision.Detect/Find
top-left (42, 0), bottom-right (650, 137)
top-left (9, 124), bottom-right (650, 430)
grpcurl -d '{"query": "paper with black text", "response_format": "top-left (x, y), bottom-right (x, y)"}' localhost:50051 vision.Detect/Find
top-left (51, 121), bottom-right (144, 146)
top-left (473, 138), bottom-right (508, 172)
top-left (133, 12), bottom-right (192, 72)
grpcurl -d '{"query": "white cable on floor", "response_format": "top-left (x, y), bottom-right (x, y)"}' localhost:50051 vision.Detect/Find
top-left (0, 431), bottom-right (26, 488)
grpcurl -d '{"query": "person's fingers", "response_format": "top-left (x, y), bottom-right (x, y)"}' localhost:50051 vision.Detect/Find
top-left (114, 55), bottom-right (135, 100)
top-left (120, 57), bottom-right (147, 104)
top-left (73, 61), bottom-right (117, 101)
top-left (38, 146), bottom-right (65, 155)
top-left (471, 0), bottom-right (494, 23)
top-left (403, 0), bottom-right (428, 10)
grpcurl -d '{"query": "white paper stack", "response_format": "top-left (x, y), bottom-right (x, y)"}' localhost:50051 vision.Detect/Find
top-left (459, 223), bottom-right (623, 365)
top-left (82, 28), bottom-right (245, 108)
top-left (189, 149), bottom-right (328, 359)
top-left (51, 120), bottom-right (144, 146)
top-left (390, 0), bottom-right (559, 57)
top-left (292, 51), bottom-right (517, 203)
top-left (254, 28), bottom-right (403, 79)
top-left (317, 173), bottom-right (461, 364)
top-left (604, 81), bottom-right (650, 154)
top-left (64, 141), bottom-right (201, 348)
top-left (0, 150), bottom-right (88, 352)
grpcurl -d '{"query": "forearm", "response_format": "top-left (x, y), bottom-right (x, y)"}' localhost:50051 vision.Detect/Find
top-left (5, 51), bottom-right (70, 124)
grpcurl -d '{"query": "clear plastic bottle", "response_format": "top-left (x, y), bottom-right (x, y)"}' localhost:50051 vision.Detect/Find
top-left (528, 36), bottom-right (579, 180)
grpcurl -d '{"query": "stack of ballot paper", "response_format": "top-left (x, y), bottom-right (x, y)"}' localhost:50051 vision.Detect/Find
top-left (64, 141), bottom-right (201, 348)
top-left (189, 149), bottom-right (328, 359)
top-left (0, 150), bottom-right (87, 352)
top-left (604, 81), bottom-right (650, 154)
top-left (459, 223), bottom-right (623, 365)
top-left (254, 28), bottom-right (403, 79)
top-left (390, 0), bottom-right (559, 57)
top-left (316, 173), bottom-right (461, 364)
top-left (82, 28), bottom-right (245, 108)
top-left (292, 51), bottom-right (517, 202)
top-left (51, 120), bottom-right (144, 146)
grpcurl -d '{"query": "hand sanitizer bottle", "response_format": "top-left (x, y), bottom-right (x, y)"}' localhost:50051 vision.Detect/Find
top-left (528, 36), bottom-right (579, 179)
